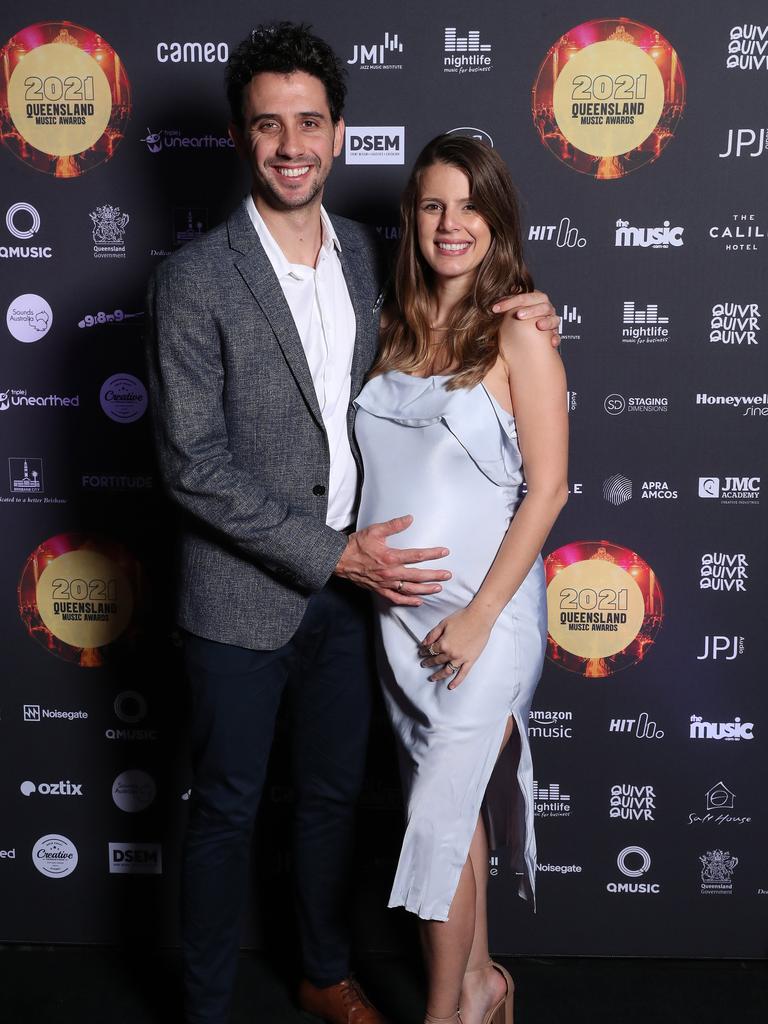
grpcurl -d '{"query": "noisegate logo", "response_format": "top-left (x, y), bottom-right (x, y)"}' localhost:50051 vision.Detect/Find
top-left (607, 846), bottom-right (660, 894)
top-left (709, 302), bottom-right (760, 345)
top-left (345, 127), bottom-right (404, 165)
top-left (32, 834), bottom-right (78, 878)
top-left (23, 703), bottom-right (88, 722)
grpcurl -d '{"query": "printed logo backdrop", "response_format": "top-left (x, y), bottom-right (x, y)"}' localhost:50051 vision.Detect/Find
top-left (0, 0), bottom-right (766, 958)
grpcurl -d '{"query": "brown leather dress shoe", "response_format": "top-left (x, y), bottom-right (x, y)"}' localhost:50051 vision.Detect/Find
top-left (297, 976), bottom-right (390, 1024)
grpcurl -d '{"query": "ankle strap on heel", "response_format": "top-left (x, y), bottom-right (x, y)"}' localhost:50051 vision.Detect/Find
top-left (464, 958), bottom-right (493, 974)
top-left (425, 1013), bottom-right (462, 1023)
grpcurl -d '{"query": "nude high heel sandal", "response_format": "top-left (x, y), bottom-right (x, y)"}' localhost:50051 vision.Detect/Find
top-left (464, 960), bottom-right (515, 1024)
top-left (424, 1013), bottom-right (462, 1024)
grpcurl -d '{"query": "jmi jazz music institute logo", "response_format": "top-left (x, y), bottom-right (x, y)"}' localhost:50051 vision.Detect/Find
top-left (532, 18), bottom-right (685, 178)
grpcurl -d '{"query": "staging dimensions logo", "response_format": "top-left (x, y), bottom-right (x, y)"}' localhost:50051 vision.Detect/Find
top-left (532, 18), bottom-right (685, 178)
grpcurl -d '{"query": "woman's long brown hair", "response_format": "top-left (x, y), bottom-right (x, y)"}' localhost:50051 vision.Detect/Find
top-left (370, 134), bottom-right (533, 390)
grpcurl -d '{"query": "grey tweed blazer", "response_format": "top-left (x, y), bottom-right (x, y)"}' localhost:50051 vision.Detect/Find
top-left (145, 202), bottom-right (385, 649)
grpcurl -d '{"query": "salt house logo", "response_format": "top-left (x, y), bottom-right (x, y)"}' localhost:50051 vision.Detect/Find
top-left (532, 18), bottom-right (685, 178)
top-left (32, 834), bottom-right (78, 877)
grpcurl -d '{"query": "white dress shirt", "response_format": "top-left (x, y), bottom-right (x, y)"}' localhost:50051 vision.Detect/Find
top-left (245, 195), bottom-right (358, 530)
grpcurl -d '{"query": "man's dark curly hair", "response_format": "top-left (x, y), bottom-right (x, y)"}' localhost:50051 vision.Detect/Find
top-left (226, 22), bottom-right (347, 126)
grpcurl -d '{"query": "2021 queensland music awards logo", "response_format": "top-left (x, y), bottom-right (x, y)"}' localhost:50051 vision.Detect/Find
top-left (532, 18), bottom-right (686, 179)
top-left (0, 21), bottom-right (131, 177)
top-left (545, 540), bottom-right (664, 676)
top-left (17, 533), bottom-right (143, 667)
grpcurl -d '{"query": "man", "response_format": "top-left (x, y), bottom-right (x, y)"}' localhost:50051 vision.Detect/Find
top-left (146, 22), bottom-right (560, 1024)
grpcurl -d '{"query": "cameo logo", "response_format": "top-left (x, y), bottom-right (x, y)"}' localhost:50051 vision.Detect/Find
top-left (622, 301), bottom-right (670, 344)
top-left (719, 128), bottom-right (768, 158)
top-left (0, 388), bottom-right (79, 413)
top-left (603, 473), bottom-right (631, 505)
top-left (709, 212), bottom-right (765, 252)
top-left (610, 784), bottom-right (655, 821)
top-left (32, 834), bottom-right (78, 878)
top-left (99, 374), bottom-right (147, 424)
top-left (345, 127), bottom-right (404, 165)
top-left (700, 849), bottom-right (738, 894)
top-left (727, 25), bottom-right (768, 70)
top-left (6, 294), bottom-right (52, 342)
top-left (536, 862), bottom-right (582, 874)
top-left (447, 126), bottom-right (494, 148)
top-left (697, 635), bottom-right (744, 661)
top-left (700, 552), bottom-right (749, 592)
top-left (156, 41), bottom-right (229, 63)
top-left (615, 220), bottom-right (684, 248)
top-left (23, 704), bottom-right (88, 722)
top-left (528, 709), bottom-right (573, 739)
top-left (558, 304), bottom-right (582, 341)
top-left (90, 204), bottom-right (129, 259)
top-left (114, 690), bottom-right (147, 724)
top-left (8, 457), bottom-right (43, 494)
top-left (108, 841), bottom-right (162, 874)
top-left (688, 781), bottom-right (751, 827)
top-left (140, 128), bottom-right (234, 153)
top-left (709, 302), bottom-right (760, 345)
top-left (609, 714), bottom-right (664, 739)
top-left (20, 779), bottom-right (83, 797)
top-left (2, 202), bottom-right (52, 259)
top-left (533, 781), bottom-right (571, 818)
top-left (696, 392), bottom-right (768, 417)
top-left (607, 846), bottom-right (660, 894)
top-left (698, 476), bottom-right (760, 505)
top-left (112, 769), bottom-right (156, 813)
top-left (347, 32), bottom-right (403, 70)
top-left (689, 715), bottom-right (754, 741)
top-left (528, 218), bottom-right (587, 247)
top-left (443, 26), bottom-right (493, 74)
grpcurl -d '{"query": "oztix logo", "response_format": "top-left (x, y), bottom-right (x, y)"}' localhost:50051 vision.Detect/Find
top-left (697, 635), bottom-right (744, 661)
top-left (2, 202), bottom-right (52, 259)
top-left (20, 779), bottom-right (83, 797)
top-left (32, 834), bottom-right (78, 878)
top-left (609, 714), bottom-right (664, 739)
top-left (607, 846), bottom-right (659, 894)
top-left (690, 715), bottom-right (754, 741)
top-left (719, 128), bottom-right (768, 158)
top-left (709, 302), bottom-right (760, 345)
top-left (6, 294), bottom-right (52, 342)
top-left (615, 219), bottom-right (683, 248)
top-left (528, 218), bottom-right (587, 247)
top-left (345, 127), bottom-right (404, 165)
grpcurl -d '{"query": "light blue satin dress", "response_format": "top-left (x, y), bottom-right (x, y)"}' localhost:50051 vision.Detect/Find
top-left (354, 371), bottom-right (547, 921)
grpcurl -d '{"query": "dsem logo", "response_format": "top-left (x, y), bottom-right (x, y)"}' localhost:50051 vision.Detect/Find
top-left (345, 127), bottom-right (404, 165)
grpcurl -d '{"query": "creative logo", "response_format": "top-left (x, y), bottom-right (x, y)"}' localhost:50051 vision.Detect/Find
top-left (99, 373), bottom-right (147, 423)
top-left (609, 713), bottom-right (664, 739)
top-left (709, 302), bottom-right (760, 345)
top-left (545, 540), bottom-right (663, 677)
top-left (18, 532), bottom-right (142, 667)
top-left (156, 41), bottom-right (229, 64)
top-left (607, 846), bottom-right (660, 894)
top-left (528, 218), bottom-right (587, 247)
top-left (603, 393), bottom-right (668, 414)
top-left (21, 779), bottom-right (83, 797)
top-left (726, 25), bottom-right (768, 70)
top-left (610, 784), bottom-right (655, 821)
top-left (533, 781), bottom-right (571, 818)
top-left (90, 204), bottom-right (129, 259)
top-left (709, 212), bottom-right (764, 252)
top-left (603, 474), bottom-right (632, 505)
top-left (532, 18), bottom-right (685, 178)
top-left (108, 841), bottom-right (162, 874)
top-left (622, 301), bottom-right (670, 344)
top-left (696, 392), bottom-right (768, 417)
top-left (112, 769), bottom-right (156, 812)
top-left (2, 202), bottom-right (53, 259)
top-left (697, 636), bottom-right (744, 661)
top-left (689, 783), bottom-right (751, 827)
top-left (700, 552), bottom-right (749, 592)
top-left (615, 220), bottom-right (684, 248)
top-left (446, 126), bottom-right (494, 147)
top-left (347, 32), bottom-right (403, 70)
top-left (140, 127), bottom-right (234, 154)
top-left (690, 715), bottom-right (754, 741)
top-left (32, 834), bottom-right (78, 877)
top-left (8, 457), bottom-right (43, 493)
top-left (0, 22), bottom-right (131, 177)
top-left (6, 294), bottom-right (53, 342)
top-left (700, 850), bottom-right (738, 894)
top-left (698, 476), bottom-right (760, 505)
top-left (719, 128), bottom-right (768, 158)
top-left (443, 26), bottom-right (492, 74)
top-left (528, 709), bottom-right (573, 739)
top-left (345, 127), bottom-right (404, 165)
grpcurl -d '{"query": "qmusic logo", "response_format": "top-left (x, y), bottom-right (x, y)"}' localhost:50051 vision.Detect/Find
top-left (607, 846), bottom-right (660, 894)
top-left (609, 714), bottom-right (664, 739)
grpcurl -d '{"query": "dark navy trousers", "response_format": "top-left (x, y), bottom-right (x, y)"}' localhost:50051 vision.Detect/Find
top-left (181, 578), bottom-right (373, 1024)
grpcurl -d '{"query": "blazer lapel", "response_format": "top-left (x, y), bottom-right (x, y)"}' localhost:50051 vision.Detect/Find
top-left (228, 206), bottom-right (324, 430)
top-left (334, 222), bottom-right (380, 401)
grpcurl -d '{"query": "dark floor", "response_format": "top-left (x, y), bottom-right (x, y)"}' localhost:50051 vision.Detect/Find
top-left (1, 946), bottom-right (766, 1024)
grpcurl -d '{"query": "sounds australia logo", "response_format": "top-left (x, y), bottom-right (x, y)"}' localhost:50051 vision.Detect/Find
top-left (141, 127), bottom-right (234, 153)
top-left (90, 204), bottom-right (129, 259)
top-left (533, 781), bottom-right (571, 818)
top-left (347, 32), bottom-right (403, 70)
top-left (709, 302), bottom-right (760, 345)
top-left (6, 293), bottom-right (52, 343)
top-left (607, 846), bottom-right (660, 895)
top-left (615, 219), bottom-right (684, 248)
top-left (2, 202), bottom-right (53, 259)
top-left (345, 127), bottom-right (404, 165)
top-left (689, 782), bottom-right (751, 827)
top-left (700, 552), bottom-right (749, 592)
top-left (443, 26), bottom-right (492, 74)
top-left (698, 475), bottom-right (760, 505)
top-left (622, 300), bottom-right (670, 344)
top-left (610, 785), bottom-right (656, 821)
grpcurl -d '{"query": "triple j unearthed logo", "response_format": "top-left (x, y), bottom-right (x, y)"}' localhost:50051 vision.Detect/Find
top-left (141, 127), bottom-right (234, 153)
top-left (1, 388), bottom-right (79, 412)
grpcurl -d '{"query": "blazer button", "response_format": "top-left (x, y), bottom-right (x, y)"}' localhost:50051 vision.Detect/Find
top-left (312, 484), bottom-right (326, 496)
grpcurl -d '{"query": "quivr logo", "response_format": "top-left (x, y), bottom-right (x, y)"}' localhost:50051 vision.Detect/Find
top-left (345, 127), bottom-right (404, 165)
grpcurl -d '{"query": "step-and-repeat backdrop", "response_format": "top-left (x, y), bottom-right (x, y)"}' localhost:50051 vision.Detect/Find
top-left (1, 1), bottom-right (766, 957)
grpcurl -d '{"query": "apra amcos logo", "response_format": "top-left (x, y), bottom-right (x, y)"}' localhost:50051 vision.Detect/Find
top-left (345, 127), bottom-right (404, 165)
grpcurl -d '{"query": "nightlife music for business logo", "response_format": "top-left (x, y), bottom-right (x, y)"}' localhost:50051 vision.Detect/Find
top-left (443, 26), bottom-right (493, 73)
top-left (347, 32), bottom-right (403, 70)
top-left (698, 476), bottom-right (760, 505)
top-left (700, 552), bottom-right (749, 592)
top-left (621, 301), bottom-right (670, 344)
top-left (609, 785), bottom-right (656, 821)
top-left (709, 302), bottom-right (760, 345)
top-left (533, 781), bottom-right (571, 818)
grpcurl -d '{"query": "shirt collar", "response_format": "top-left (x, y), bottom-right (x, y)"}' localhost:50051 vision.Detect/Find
top-left (244, 195), bottom-right (341, 282)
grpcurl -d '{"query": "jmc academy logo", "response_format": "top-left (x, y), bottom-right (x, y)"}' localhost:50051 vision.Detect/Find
top-left (698, 476), bottom-right (760, 505)
top-left (345, 127), bottom-right (404, 165)
top-left (607, 846), bottom-right (660, 894)
top-left (532, 18), bottom-right (685, 179)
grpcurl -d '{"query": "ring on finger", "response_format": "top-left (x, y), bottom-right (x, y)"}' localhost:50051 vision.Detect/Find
top-left (446, 661), bottom-right (458, 672)
top-left (427, 643), bottom-right (439, 657)
top-left (395, 580), bottom-right (404, 592)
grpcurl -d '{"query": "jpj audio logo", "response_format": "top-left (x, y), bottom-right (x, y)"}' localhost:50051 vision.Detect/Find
top-left (532, 18), bottom-right (685, 179)
top-left (345, 127), bottom-right (404, 165)
top-left (32, 834), bottom-right (78, 878)
top-left (0, 22), bottom-right (131, 177)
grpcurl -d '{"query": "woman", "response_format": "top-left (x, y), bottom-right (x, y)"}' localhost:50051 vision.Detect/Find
top-left (354, 135), bottom-right (568, 1024)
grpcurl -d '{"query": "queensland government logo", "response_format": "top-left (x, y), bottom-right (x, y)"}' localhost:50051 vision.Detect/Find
top-left (347, 32), bottom-right (403, 70)
top-left (700, 850), bottom-right (738, 894)
top-left (443, 26), bottom-right (492, 74)
top-left (726, 25), bottom-right (768, 70)
top-left (90, 204), bottom-right (129, 259)
top-left (709, 302), bottom-right (760, 345)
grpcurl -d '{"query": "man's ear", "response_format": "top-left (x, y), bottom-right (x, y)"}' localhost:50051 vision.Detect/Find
top-left (333, 117), bottom-right (345, 159)
top-left (228, 122), bottom-right (247, 160)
